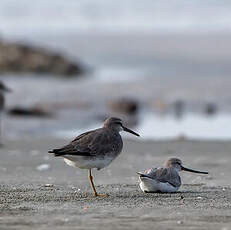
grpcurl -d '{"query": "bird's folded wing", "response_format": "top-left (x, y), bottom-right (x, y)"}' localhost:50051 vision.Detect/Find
top-left (147, 167), bottom-right (181, 188)
top-left (50, 129), bottom-right (115, 157)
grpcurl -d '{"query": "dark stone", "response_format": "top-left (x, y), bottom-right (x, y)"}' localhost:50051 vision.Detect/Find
top-left (108, 98), bottom-right (139, 115)
top-left (7, 106), bottom-right (52, 117)
top-left (0, 40), bottom-right (84, 76)
top-left (204, 103), bottom-right (217, 116)
top-left (172, 100), bottom-right (185, 119)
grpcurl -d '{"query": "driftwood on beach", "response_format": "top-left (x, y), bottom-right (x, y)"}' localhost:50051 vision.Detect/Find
top-left (0, 40), bottom-right (84, 76)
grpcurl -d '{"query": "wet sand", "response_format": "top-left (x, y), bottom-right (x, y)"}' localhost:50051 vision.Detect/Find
top-left (0, 138), bottom-right (231, 229)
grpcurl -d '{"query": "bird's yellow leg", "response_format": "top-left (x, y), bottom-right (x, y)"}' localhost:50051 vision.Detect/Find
top-left (88, 169), bottom-right (108, 197)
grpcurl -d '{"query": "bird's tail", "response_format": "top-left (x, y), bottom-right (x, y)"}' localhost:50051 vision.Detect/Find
top-left (136, 172), bottom-right (151, 179)
top-left (48, 149), bottom-right (64, 157)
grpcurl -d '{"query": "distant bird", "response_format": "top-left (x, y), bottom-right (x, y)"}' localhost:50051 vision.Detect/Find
top-left (0, 81), bottom-right (11, 145)
top-left (49, 117), bottom-right (140, 196)
top-left (137, 158), bottom-right (208, 193)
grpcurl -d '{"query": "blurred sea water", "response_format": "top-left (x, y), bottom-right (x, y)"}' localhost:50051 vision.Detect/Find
top-left (1, 0), bottom-right (231, 140)
top-left (0, 0), bottom-right (231, 36)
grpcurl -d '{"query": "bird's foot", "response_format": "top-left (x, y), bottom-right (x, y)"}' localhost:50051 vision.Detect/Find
top-left (94, 193), bottom-right (109, 197)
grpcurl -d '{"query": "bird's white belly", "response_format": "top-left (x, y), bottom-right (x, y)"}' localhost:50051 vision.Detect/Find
top-left (139, 177), bottom-right (179, 193)
top-left (63, 155), bottom-right (114, 170)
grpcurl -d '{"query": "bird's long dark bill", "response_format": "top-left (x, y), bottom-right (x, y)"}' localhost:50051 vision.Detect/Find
top-left (123, 126), bottom-right (140, 136)
top-left (181, 166), bottom-right (208, 174)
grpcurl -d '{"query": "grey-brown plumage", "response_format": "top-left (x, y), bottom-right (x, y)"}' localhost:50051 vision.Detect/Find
top-left (143, 166), bottom-right (182, 188)
top-left (49, 117), bottom-right (140, 196)
top-left (138, 158), bottom-right (208, 193)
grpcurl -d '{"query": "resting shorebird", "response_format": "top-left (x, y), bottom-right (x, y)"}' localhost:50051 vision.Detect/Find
top-left (137, 158), bottom-right (208, 193)
top-left (0, 81), bottom-right (11, 145)
top-left (49, 117), bottom-right (140, 196)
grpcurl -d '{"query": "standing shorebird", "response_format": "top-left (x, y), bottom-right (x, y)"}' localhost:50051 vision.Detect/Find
top-left (0, 81), bottom-right (11, 145)
top-left (48, 117), bottom-right (140, 196)
top-left (137, 158), bottom-right (208, 193)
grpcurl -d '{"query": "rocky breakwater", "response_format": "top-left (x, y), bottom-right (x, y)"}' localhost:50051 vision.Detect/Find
top-left (0, 40), bottom-right (84, 76)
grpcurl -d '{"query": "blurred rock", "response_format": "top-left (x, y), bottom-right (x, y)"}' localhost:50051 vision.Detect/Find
top-left (152, 99), bottom-right (168, 115)
top-left (204, 103), bottom-right (217, 116)
top-left (0, 40), bottom-right (84, 76)
top-left (7, 106), bottom-right (52, 117)
top-left (177, 133), bottom-right (187, 141)
top-left (35, 101), bottom-right (91, 111)
top-left (172, 100), bottom-right (185, 119)
top-left (108, 98), bottom-right (139, 115)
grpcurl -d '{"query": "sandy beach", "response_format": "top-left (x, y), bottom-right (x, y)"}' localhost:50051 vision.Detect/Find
top-left (0, 138), bottom-right (231, 229)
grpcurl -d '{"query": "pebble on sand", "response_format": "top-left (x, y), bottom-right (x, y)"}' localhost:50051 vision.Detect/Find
top-left (36, 164), bottom-right (50, 171)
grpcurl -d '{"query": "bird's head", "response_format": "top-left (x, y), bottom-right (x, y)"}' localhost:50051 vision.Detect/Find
top-left (103, 117), bottom-right (140, 136)
top-left (165, 158), bottom-right (208, 174)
